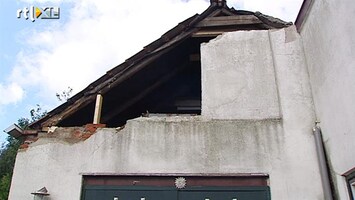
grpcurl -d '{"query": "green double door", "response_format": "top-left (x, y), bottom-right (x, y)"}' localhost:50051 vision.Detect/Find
top-left (82, 186), bottom-right (270, 200)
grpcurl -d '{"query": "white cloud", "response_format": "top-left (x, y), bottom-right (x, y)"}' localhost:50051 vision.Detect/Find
top-left (0, 83), bottom-right (24, 105)
top-left (11, 0), bottom-right (209, 103)
top-left (9, 0), bottom-right (302, 106)
top-left (229, 0), bottom-right (303, 22)
top-left (18, 0), bottom-right (70, 4)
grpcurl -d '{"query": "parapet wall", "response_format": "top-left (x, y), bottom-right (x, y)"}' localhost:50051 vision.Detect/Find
top-left (11, 116), bottom-right (317, 200)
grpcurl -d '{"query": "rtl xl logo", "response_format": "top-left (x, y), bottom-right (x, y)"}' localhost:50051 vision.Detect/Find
top-left (17, 6), bottom-right (60, 22)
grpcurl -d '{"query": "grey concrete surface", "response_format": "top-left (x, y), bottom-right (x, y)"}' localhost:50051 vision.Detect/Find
top-left (299, 0), bottom-right (355, 199)
top-left (201, 31), bottom-right (280, 120)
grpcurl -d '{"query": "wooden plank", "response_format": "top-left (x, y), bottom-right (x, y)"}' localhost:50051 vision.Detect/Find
top-left (83, 173), bottom-right (269, 187)
top-left (192, 31), bottom-right (224, 37)
top-left (42, 95), bottom-right (96, 127)
top-left (93, 94), bottom-right (103, 124)
top-left (195, 15), bottom-right (262, 27)
top-left (192, 24), bottom-right (271, 37)
top-left (81, 173), bottom-right (269, 177)
top-left (205, 15), bottom-right (259, 21)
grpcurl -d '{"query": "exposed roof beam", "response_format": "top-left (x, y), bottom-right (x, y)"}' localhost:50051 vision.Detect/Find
top-left (102, 62), bottom-right (190, 123)
top-left (93, 94), bottom-right (103, 124)
top-left (41, 95), bottom-right (96, 128)
top-left (196, 15), bottom-right (262, 27)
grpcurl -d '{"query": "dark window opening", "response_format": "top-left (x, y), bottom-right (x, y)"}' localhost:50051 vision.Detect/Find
top-left (345, 168), bottom-right (355, 200)
top-left (58, 37), bottom-right (213, 127)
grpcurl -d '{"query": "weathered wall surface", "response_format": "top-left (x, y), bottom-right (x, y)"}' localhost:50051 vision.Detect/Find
top-left (10, 27), bottom-right (323, 200)
top-left (201, 31), bottom-right (280, 119)
top-left (200, 26), bottom-right (323, 199)
top-left (10, 117), bottom-right (318, 200)
top-left (299, 1), bottom-right (355, 199)
top-left (11, 119), bottom-right (283, 200)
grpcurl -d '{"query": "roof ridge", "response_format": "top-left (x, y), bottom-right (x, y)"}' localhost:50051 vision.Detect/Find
top-left (210, 0), bottom-right (227, 7)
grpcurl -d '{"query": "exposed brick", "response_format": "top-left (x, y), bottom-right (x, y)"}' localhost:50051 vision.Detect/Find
top-left (84, 124), bottom-right (106, 134)
top-left (26, 137), bottom-right (38, 142)
top-left (73, 130), bottom-right (83, 139)
top-left (81, 134), bottom-right (93, 140)
top-left (20, 144), bottom-right (29, 149)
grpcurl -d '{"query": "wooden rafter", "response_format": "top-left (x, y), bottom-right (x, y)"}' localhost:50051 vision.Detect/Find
top-left (101, 61), bottom-right (190, 123)
top-left (196, 15), bottom-right (262, 27)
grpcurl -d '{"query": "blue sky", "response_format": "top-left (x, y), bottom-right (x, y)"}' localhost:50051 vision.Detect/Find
top-left (0, 0), bottom-right (303, 143)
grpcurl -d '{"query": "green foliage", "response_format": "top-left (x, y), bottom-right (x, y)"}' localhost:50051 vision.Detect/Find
top-left (0, 86), bottom-right (67, 198)
top-left (0, 134), bottom-right (21, 199)
top-left (30, 104), bottom-right (47, 122)
top-left (0, 106), bottom-right (46, 199)
top-left (17, 118), bottom-right (30, 130)
top-left (0, 173), bottom-right (11, 200)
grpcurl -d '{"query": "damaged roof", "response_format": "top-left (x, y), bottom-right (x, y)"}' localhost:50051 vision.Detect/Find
top-left (30, 0), bottom-right (292, 130)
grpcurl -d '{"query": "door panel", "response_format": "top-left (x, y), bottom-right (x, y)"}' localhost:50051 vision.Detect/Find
top-left (82, 187), bottom-right (270, 200)
top-left (81, 175), bottom-right (270, 200)
top-left (179, 190), bottom-right (269, 200)
top-left (83, 189), bottom-right (178, 200)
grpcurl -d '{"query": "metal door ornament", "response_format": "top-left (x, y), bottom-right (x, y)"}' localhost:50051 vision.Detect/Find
top-left (175, 177), bottom-right (187, 189)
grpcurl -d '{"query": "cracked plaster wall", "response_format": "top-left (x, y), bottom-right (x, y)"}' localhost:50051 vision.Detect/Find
top-left (10, 26), bottom-right (324, 200)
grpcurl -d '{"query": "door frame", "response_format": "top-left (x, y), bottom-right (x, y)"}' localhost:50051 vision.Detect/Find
top-left (80, 173), bottom-right (270, 200)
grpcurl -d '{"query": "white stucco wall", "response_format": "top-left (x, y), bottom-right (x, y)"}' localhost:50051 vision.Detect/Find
top-left (201, 26), bottom-right (323, 199)
top-left (299, 1), bottom-right (355, 199)
top-left (9, 27), bottom-right (324, 200)
top-left (201, 31), bottom-right (280, 120)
